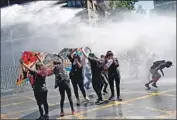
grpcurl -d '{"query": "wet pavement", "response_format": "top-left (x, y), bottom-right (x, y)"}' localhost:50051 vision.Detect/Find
top-left (1, 77), bottom-right (176, 119)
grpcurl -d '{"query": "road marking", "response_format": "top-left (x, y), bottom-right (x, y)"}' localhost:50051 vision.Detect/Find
top-left (3, 98), bottom-right (84, 116)
top-left (74, 113), bottom-right (87, 119)
top-left (1, 95), bottom-right (59, 108)
top-left (76, 89), bottom-right (175, 115)
top-left (1, 91), bottom-right (148, 108)
top-left (26, 96), bottom-right (35, 101)
top-left (161, 93), bottom-right (176, 97)
top-left (2, 89), bottom-right (175, 117)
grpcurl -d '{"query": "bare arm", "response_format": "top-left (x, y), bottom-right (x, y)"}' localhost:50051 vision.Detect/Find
top-left (76, 60), bottom-right (82, 68)
top-left (160, 69), bottom-right (164, 76)
top-left (155, 63), bottom-right (166, 73)
top-left (104, 59), bottom-right (113, 70)
top-left (22, 63), bottom-right (37, 73)
top-left (35, 53), bottom-right (43, 63)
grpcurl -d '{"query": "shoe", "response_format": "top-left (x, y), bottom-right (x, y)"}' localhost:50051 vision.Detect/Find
top-left (103, 90), bottom-right (108, 94)
top-left (72, 111), bottom-right (75, 115)
top-left (43, 114), bottom-right (49, 120)
top-left (145, 84), bottom-right (151, 90)
top-left (109, 96), bottom-right (115, 101)
top-left (152, 83), bottom-right (158, 88)
top-left (76, 99), bottom-right (80, 106)
top-left (117, 97), bottom-right (122, 101)
top-left (85, 96), bottom-right (90, 101)
top-left (95, 99), bottom-right (103, 104)
top-left (60, 112), bottom-right (64, 117)
top-left (36, 116), bottom-right (44, 120)
top-left (95, 100), bottom-right (100, 104)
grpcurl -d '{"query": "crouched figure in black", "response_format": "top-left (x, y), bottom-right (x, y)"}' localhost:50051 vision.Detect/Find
top-left (53, 60), bottom-right (75, 117)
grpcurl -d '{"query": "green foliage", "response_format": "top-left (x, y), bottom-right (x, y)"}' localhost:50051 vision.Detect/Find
top-left (109, 0), bottom-right (138, 10)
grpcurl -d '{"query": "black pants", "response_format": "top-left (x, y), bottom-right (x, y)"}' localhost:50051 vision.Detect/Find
top-left (34, 89), bottom-right (48, 116)
top-left (92, 76), bottom-right (103, 100)
top-left (101, 72), bottom-right (108, 92)
top-left (108, 73), bottom-right (120, 98)
top-left (70, 76), bottom-right (86, 99)
top-left (59, 81), bottom-right (74, 112)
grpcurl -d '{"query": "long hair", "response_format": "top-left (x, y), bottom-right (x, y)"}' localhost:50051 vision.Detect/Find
top-left (35, 62), bottom-right (43, 70)
top-left (73, 54), bottom-right (81, 62)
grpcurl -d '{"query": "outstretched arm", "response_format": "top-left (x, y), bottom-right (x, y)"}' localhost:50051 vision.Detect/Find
top-left (22, 62), bottom-right (36, 73)
top-left (34, 53), bottom-right (43, 63)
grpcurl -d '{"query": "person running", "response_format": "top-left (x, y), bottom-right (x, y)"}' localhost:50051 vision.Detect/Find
top-left (53, 59), bottom-right (75, 116)
top-left (100, 55), bottom-right (108, 94)
top-left (20, 57), bottom-right (53, 120)
top-left (145, 60), bottom-right (173, 89)
top-left (88, 53), bottom-right (103, 104)
top-left (67, 51), bottom-right (90, 106)
top-left (104, 51), bottom-right (122, 101)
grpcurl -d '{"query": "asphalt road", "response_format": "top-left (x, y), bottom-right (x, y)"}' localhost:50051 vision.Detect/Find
top-left (1, 77), bottom-right (176, 119)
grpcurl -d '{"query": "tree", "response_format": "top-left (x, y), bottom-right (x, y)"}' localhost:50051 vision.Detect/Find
top-left (109, 0), bottom-right (138, 11)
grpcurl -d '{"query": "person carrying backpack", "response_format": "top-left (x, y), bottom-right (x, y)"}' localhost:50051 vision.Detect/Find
top-left (145, 60), bottom-right (173, 89)
top-left (53, 60), bottom-right (75, 117)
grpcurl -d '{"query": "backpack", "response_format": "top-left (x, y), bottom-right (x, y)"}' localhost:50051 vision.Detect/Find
top-left (153, 60), bottom-right (166, 66)
top-left (152, 60), bottom-right (166, 69)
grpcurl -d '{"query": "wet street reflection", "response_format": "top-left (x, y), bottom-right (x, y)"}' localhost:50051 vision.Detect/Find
top-left (1, 78), bottom-right (176, 119)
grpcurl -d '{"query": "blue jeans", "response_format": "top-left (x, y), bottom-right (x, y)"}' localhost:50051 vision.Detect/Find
top-left (84, 73), bottom-right (92, 88)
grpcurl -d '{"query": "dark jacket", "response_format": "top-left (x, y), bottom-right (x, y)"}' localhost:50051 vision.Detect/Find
top-left (88, 57), bottom-right (103, 79)
top-left (67, 54), bottom-right (83, 79)
top-left (106, 58), bottom-right (120, 76)
top-left (29, 71), bottom-right (47, 92)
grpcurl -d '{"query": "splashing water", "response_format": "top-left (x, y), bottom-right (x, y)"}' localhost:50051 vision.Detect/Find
top-left (1, 1), bottom-right (176, 79)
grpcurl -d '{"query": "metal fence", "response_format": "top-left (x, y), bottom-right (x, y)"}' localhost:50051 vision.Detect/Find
top-left (1, 65), bottom-right (55, 93)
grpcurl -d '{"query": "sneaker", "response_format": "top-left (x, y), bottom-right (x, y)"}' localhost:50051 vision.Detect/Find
top-left (72, 111), bottom-right (75, 115)
top-left (145, 84), bottom-right (151, 90)
top-left (103, 90), bottom-right (108, 94)
top-left (60, 112), bottom-right (65, 117)
top-left (85, 96), bottom-right (90, 101)
top-left (36, 116), bottom-right (44, 120)
top-left (95, 99), bottom-right (104, 104)
top-left (95, 100), bottom-right (100, 104)
top-left (109, 96), bottom-right (115, 101)
top-left (152, 83), bottom-right (158, 88)
top-left (76, 99), bottom-right (80, 106)
top-left (43, 114), bottom-right (49, 120)
top-left (117, 97), bottom-right (122, 101)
